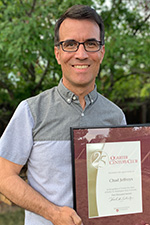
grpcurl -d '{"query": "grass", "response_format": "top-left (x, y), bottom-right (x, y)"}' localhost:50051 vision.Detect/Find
top-left (0, 205), bottom-right (24, 225)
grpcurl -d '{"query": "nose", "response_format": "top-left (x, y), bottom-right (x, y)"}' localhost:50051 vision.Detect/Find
top-left (75, 43), bottom-right (89, 60)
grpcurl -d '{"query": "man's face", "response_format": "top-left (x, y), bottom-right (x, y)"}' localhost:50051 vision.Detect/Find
top-left (55, 18), bottom-right (105, 93)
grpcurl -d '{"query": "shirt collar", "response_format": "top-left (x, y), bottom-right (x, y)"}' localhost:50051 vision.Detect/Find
top-left (57, 79), bottom-right (98, 105)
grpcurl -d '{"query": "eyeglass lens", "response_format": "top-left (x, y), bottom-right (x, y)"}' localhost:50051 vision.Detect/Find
top-left (61, 40), bottom-right (101, 52)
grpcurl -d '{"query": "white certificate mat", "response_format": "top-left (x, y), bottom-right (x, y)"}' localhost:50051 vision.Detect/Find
top-left (87, 141), bottom-right (142, 218)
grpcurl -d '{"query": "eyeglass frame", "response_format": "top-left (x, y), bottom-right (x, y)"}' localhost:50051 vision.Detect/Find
top-left (55, 39), bottom-right (103, 52)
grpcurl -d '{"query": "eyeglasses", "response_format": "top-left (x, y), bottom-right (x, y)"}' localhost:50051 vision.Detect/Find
top-left (56, 39), bottom-right (103, 52)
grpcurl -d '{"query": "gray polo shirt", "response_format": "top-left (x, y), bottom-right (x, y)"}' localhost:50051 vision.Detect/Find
top-left (0, 80), bottom-right (126, 225)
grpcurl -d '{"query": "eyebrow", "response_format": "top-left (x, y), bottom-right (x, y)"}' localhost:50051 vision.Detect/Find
top-left (63, 38), bottom-right (100, 42)
top-left (86, 38), bottom-right (100, 42)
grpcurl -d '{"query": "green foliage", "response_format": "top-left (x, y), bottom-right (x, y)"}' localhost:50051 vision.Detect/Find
top-left (0, 0), bottom-right (150, 133)
top-left (96, 0), bottom-right (150, 109)
top-left (0, 207), bottom-right (24, 225)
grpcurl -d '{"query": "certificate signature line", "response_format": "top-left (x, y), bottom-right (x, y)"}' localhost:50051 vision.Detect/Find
top-left (109, 196), bottom-right (133, 202)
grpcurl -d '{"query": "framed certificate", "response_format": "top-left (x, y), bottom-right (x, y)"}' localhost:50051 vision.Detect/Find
top-left (71, 125), bottom-right (150, 225)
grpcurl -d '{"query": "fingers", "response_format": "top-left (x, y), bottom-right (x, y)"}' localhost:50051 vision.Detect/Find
top-left (71, 208), bottom-right (83, 225)
top-left (52, 205), bottom-right (83, 225)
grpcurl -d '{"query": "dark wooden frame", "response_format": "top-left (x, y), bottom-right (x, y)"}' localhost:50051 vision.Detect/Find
top-left (71, 125), bottom-right (150, 225)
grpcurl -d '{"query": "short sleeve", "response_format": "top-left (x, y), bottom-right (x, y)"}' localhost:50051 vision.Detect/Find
top-left (121, 114), bottom-right (127, 125)
top-left (0, 100), bottom-right (34, 165)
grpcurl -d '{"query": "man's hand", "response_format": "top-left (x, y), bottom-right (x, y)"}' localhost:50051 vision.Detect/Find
top-left (50, 206), bottom-right (83, 225)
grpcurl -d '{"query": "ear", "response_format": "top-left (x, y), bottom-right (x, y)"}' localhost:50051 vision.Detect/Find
top-left (54, 46), bottom-right (61, 65)
top-left (99, 45), bottom-right (105, 64)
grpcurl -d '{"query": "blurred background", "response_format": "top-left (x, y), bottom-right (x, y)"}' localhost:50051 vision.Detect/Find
top-left (0, 0), bottom-right (150, 224)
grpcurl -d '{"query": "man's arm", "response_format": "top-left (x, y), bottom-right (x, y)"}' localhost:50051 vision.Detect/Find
top-left (0, 157), bottom-right (82, 225)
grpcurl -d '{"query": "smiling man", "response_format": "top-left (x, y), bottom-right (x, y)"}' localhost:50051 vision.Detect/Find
top-left (0, 5), bottom-right (126, 225)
